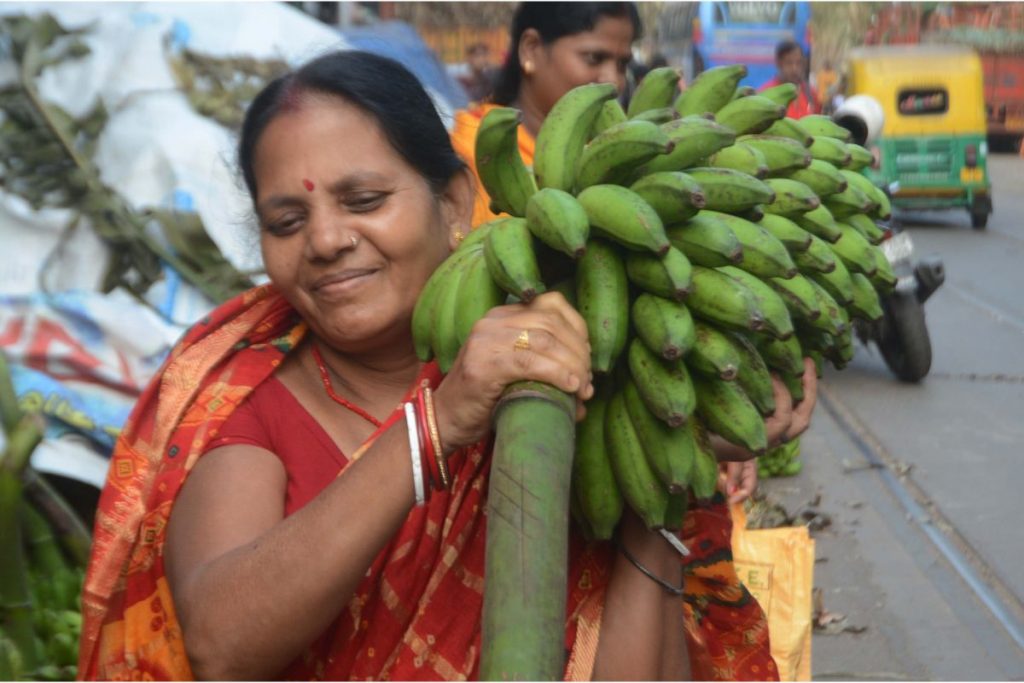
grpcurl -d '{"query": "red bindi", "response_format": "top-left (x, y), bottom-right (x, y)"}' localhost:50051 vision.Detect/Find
top-left (302, 178), bottom-right (315, 192)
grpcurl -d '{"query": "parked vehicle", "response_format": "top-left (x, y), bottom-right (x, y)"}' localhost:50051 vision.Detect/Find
top-left (692, 1), bottom-right (811, 88)
top-left (846, 45), bottom-right (993, 229)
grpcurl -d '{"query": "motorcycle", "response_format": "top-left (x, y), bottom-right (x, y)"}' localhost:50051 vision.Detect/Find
top-left (853, 182), bottom-right (945, 382)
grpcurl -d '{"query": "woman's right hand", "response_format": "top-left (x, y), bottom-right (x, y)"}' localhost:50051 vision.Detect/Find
top-left (432, 291), bottom-right (594, 452)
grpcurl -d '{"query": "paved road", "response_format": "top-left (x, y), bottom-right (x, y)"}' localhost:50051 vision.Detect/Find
top-left (761, 153), bottom-right (1024, 680)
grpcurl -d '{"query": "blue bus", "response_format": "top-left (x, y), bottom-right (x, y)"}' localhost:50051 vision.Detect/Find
top-left (692, 1), bottom-right (812, 89)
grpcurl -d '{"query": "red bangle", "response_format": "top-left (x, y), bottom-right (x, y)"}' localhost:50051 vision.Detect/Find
top-left (417, 388), bottom-right (442, 490)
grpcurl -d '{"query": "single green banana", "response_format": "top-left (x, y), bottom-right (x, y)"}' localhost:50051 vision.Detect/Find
top-left (757, 334), bottom-right (805, 377)
top-left (781, 370), bottom-right (805, 403)
top-left (830, 222), bottom-right (880, 276)
top-left (845, 143), bottom-right (875, 172)
top-left (628, 339), bottom-right (697, 428)
top-left (674, 64), bottom-right (748, 117)
top-left (688, 421), bottom-right (721, 500)
top-left (667, 212), bottom-right (743, 268)
top-left (731, 332), bottom-right (776, 416)
top-left (525, 188), bottom-right (590, 258)
top-left (809, 135), bottom-right (852, 166)
top-left (686, 319), bottom-right (742, 380)
top-left (731, 84), bottom-right (756, 100)
top-left (758, 213), bottom-right (812, 252)
top-left (739, 206), bottom-right (766, 223)
top-left (806, 278), bottom-right (849, 337)
top-left (794, 233), bottom-right (838, 274)
top-left (764, 117), bottom-right (814, 147)
top-left (663, 490), bottom-right (691, 531)
top-left (483, 216), bottom-right (545, 302)
top-left (573, 385), bottom-right (624, 539)
top-left (839, 170), bottom-right (889, 214)
top-left (807, 254), bottom-right (855, 307)
top-left (413, 251), bottom-right (466, 361)
top-left (759, 82), bottom-right (799, 107)
top-left (625, 247), bottom-right (693, 301)
top-left (576, 238), bottom-right (629, 373)
top-left (687, 265), bottom-right (767, 333)
top-left (714, 95), bottom-right (786, 135)
top-left (869, 246), bottom-right (897, 294)
top-left (474, 107), bottom-right (538, 216)
top-left (577, 184), bottom-right (670, 255)
top-left (825, 184), bottom-right (875, 219)
top-left (845, 212), bottom-right (887, 245)
top-left (628, 65), bottom-right (682, 117)
top-left (623, 379), bottom-right (695, 494)
top-left (717, 265), bottom-right (795, 340)
top-left (767, 272), bottom-right (823, 323)
top-left (576, 119), bottom-right (675, 189)
top-left (454, 250), bottom-right (505, 345)
top-left (629, 171), bottom-right (706, 225)
top-left (800, 114), bottom-right (853, 141)
top-left (705, 210), bottom-right (797, 280)
top-left (684, 167), bottom-right (776, 214)
top-left (795, 204), bottom-right (843, 243)
top-left (787, 159), bottom-right (849, 198)
top-left (738, 134), bottom-right (812, 174)
top-left (606, 390), bottom-right (670, 530)
top-left (593, 98), bottom-right (628, 136)
top-left (693, 373), bottom-right (768, 454)
top-left (762, 178), bottom-right (821, 218)
top-left (872, 187), bottom-right (892, 221)
top-left (848, 272), bottom-right (884, 322)
top-left (534, 82), bottom-right (617, 191)
top-left (636, 117), bottom-right (737, 174)
top-left (633, 293), bottom-right (697, 360)
top-left (632, 106), bottom-right (679, 125)
top-left (432, 251), bottom-right (474, 372)
top-left (706, 143), bottom-right (770, 178)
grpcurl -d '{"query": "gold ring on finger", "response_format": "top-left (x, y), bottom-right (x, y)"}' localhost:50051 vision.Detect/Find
top-left (514, 329), bottom-right (530, 351)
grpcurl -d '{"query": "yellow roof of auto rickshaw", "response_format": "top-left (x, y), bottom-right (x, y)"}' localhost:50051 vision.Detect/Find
top-left (847, 45), bottom-right (982, 78)
top-left (847, 45), bottom-right (986, 136)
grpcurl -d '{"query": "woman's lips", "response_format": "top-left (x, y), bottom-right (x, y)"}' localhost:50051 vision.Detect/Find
top-left (312, 268), bottom-right (378, 297)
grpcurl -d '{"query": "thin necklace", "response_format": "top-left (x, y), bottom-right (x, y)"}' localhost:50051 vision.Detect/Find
top-left (310, 343), bottom-right (383, 428)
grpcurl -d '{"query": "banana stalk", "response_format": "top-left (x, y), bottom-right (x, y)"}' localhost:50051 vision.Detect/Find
top-left (0, 444), bottom-right (41, 672)
top-left (481, 381), bottom-right (576, 681)
top-left (21, 468), bottom-right (91, 568)
top-left (0, 352), bottom-right (22, 436)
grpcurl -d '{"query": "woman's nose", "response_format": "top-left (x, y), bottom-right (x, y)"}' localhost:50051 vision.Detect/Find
top-left (595, 64), bottom-right (624, 91)
top-left (305, 213), bottom-right (356, 261)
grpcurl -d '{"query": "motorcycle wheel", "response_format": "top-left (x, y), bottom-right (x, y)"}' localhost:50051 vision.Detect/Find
top-left (877, 293), bottom-right (932, 382)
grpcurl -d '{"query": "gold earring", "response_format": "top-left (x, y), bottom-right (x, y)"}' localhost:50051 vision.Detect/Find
top-left (523, 60), bottom-right (535, 75)
top-left (453, 230), bottom-right (466, 243)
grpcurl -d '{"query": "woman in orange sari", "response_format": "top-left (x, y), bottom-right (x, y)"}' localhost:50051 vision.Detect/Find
top-left (78, 50), bottom-right (711, 681)
top-left (451, 4), bottom-right (819, 680)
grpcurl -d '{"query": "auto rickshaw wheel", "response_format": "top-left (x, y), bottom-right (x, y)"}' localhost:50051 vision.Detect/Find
top-left (970, 208), bottom-right (988, 230)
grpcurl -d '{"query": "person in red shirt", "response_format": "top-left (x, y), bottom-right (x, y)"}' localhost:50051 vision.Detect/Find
top-left (760, 39), bottom-right (820, 119)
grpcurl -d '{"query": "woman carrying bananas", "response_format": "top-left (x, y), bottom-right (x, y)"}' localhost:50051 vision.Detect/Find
top-left (451, 4), bottom-right (818, 680)
top-left (77, 51), bottom-right (695, 680)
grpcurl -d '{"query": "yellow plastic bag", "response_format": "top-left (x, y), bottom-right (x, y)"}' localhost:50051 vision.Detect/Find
top-left (730, 504), bottom-right (815, 681)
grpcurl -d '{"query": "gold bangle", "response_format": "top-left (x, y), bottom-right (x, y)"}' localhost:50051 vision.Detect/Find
top-left (423, 387), bottom-right (449, 489)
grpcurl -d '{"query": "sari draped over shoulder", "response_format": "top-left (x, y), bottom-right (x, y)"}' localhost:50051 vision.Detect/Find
top-left (452, 105), bottom-right (780, 682)
top-left (77, 284), bottom-right (613, 681)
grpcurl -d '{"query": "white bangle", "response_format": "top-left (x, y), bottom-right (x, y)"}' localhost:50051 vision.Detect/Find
top-left (404, 402), bottom-right (425, 506)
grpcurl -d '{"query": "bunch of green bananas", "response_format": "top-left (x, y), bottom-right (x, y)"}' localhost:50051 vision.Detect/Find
top-left (413, 64), bottom-right (895, 539)
top-left (757, 439), bottom-right (803, 479)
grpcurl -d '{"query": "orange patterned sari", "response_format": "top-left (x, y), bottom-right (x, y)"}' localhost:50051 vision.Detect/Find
top-left (452, 104), bottom-right (779, 682)
top-left (77, 284), bottom-right (613, 681)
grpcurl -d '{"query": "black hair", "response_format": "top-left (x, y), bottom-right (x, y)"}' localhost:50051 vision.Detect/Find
top-left (492, 2), bottom-right (642, 105)
top-left (238, 50), bottom-right (465, 201)
top-left (775, 39), bottom-right (803, 62)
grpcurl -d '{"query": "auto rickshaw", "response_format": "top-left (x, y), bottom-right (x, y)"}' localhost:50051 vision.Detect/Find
top-left (845, 45), bottom-right (993, 229)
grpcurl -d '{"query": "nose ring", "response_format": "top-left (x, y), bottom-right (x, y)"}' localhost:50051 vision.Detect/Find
top-left (350, 235), bottom-right (359, 248)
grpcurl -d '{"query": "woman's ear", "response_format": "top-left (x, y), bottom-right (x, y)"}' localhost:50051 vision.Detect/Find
top-left (518, 28), bottom-right (542, 77)
top-left (440, 167), bottom-right (475, 252)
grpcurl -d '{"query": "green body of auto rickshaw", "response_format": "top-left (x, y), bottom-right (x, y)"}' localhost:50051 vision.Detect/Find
top-left (847, 45), bottom-right (993, 229)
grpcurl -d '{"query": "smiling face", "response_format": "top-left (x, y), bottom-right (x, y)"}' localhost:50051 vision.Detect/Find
top-left (519, 14), bottom-right (636, 117)
top-left (253, 93), bottom-right (459, 354)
